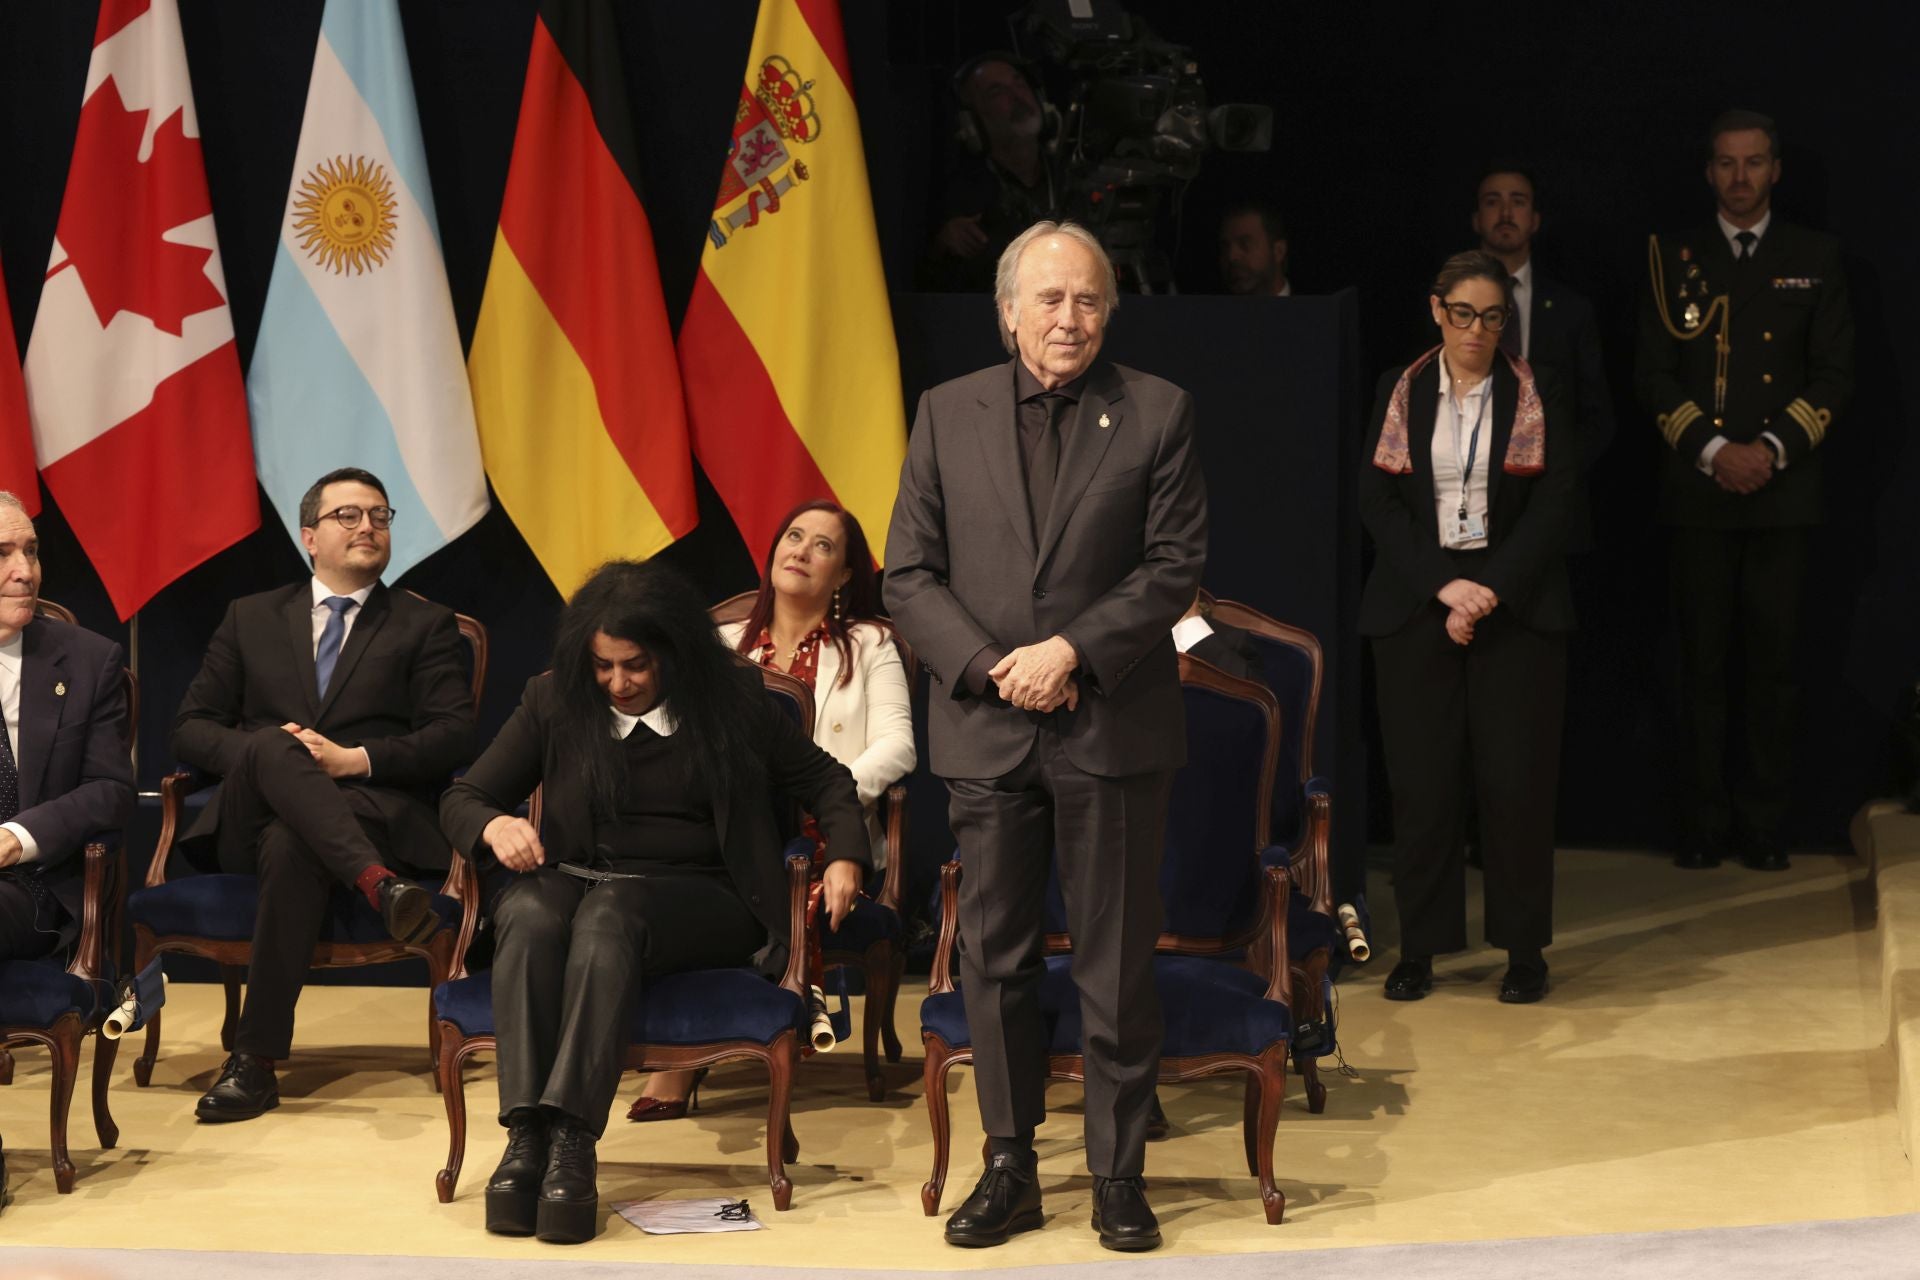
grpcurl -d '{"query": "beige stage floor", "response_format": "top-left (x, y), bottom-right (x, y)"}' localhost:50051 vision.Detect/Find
top-left (1, 848), bottom-right (1911, 1267)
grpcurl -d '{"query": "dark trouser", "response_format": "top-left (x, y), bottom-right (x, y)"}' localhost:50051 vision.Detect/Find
top-left (1372, 604), bottom-right (1567, 957)
top-left (0, 876), bottom-right (63, 961)
top-left (490, 867), bottom-right (763, 1138)
top-left (1670, 525), bottom-right (1809, 852)
top-left (205, 728), bottom-right (393, 1060)
top-left (945, 732), bottom-right (1172, 1180)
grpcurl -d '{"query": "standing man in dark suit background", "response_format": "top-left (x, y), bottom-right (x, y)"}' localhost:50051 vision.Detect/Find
top-left (0, 491), bottom-right (136, 965)
top-left (886, 221), bottom-right (1207, 1252)
top-left (172, 467), bottom-right (475, 1122)
top-left (1635, 110), bottom-right (1853, 873)
top-left (0, 489), bottom-right (135, 1213)
top-left (1472, 164), bottom-right (1613, 552)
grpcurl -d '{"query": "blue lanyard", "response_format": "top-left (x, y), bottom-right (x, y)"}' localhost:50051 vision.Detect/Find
top-left (1453, 379), bottom-right (1490, 521)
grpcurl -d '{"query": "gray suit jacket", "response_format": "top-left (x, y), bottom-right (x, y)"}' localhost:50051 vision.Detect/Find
top-left (884, 358), bottom-right (1208, 779)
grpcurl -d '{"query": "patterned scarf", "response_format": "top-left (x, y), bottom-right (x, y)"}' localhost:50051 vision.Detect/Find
top-left (747, 624), bottom-right (830, 691)
top-left (1371, 345), bottom-right (1545, 476)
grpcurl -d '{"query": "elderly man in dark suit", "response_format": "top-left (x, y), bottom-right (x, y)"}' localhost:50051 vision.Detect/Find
top-left (172, 467), bottom-right (475, 1122)
top-left (886, 221), bottom-right (1208, 1252)
top-left (0, 489), bottom-right (136, 1207)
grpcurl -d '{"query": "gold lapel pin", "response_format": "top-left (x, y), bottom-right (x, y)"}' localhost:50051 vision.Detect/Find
top-left (54, 681), bottom-right (67, 697)
top-left (1098, 413), bottom-right (1111, 429)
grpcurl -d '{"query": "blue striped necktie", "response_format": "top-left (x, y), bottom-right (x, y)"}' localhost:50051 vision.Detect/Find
top-left (315, 596), bottom-right (355, 699)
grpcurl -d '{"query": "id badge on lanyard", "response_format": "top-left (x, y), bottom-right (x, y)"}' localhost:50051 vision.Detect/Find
top-left (1454, 385), bottom-right (1489, 542)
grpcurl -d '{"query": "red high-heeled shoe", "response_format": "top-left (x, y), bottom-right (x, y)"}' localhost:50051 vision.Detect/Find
top-left (625, 1067), bottom-right (709, 1122)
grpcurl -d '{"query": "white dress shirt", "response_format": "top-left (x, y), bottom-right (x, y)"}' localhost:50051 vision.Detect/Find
top-left (1509, 258), bottom-right (1533, 360)
top-left (0, 632), bottom-right (39, 862)
top-left (1431, 355), bottom-right (1494, 550)
top-left (1697, 210), bottom-right (1787, 474)
top-left (611, 701), bottom-right (678, 741)
top-left (1171, 613), bottom-right (1214, 652)
top-left (309, 578), bottom-right (376, 777)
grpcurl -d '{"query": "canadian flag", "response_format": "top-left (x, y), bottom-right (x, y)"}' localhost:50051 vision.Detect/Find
top-left (0, 251), bottom-right (36, 515)
top-left (24, 0), bottom-right (258, 618)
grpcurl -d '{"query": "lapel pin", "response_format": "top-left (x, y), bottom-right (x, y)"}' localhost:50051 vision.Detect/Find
top-left (54, 681), bottom-right (67, 697)
top-left (1098, 413), bottom-right (1111, 429)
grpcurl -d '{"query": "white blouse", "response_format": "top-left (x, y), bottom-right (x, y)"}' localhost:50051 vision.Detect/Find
top-left (1430, 355), bottom-right (1494, 551)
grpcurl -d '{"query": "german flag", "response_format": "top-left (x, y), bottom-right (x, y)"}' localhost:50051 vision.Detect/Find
top-left (0, 250), bottom-right (37, 514)
top-left (677, 0), bottom-right (905, 564)
top-left (469, 0), bottom-right (696, 594)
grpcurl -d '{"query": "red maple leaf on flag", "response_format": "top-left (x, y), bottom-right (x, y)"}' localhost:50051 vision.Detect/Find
top-left (55, 75), bottom-right (225, 337)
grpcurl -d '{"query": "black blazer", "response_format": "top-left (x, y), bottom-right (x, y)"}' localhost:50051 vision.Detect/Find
top-left (1358, 359), bottom-right (1575, 636)
top-left (171, 582), bottom-right (476, 867)
top-left (9, 619), bottom-right (135, 951)
top-left (884, 358), bottom-right (1209, 779)
top-left (439, 669), bottom-right (872, 978)
top-left (1526, 270), bottom-right (1614, 552)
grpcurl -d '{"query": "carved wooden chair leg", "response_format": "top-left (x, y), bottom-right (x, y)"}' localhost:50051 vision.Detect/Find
top-left (1241, 1071), bottom-right (1261, 1177)
top-left (131, 940), bottom-right (160, 1086)
top-left (764, 1034), bottom-right (796, 1211)
top-left (920, 1037), bottom-right (956, 1216)
top-left (861, 948), bottom-right (889, 1101)
top-left (881, 951), bottom-right (906, 1063)
top-left (1298, 1053), bottom-right (1326, 1114)
top-left (1252, 1047), bottom-right (1287, 1225)
top-left (91, 1030), bottom-right (120, 1150)
top-left (44, 1017), bottom-right (81, 1193)
top-left (0, 1046), bottom-right (14, 1085)
top-left (435, 1026), bottom-right (475, 1204)
top-left (218, 965), bottom-right (245, 1052)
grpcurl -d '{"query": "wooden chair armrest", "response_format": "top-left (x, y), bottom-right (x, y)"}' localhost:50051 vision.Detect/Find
top-left (876, 782), bottom-right (909, 913)
top-left (929, 859), bottom-right (963, 995)
top-left (1288, 788), bottom-right (1332, 918)
top-left (439, 847), bottom-right (483, 979)
top-left (778, 853), bottom-right (812, 997)
top-left (72, 840), bottom-right (118, 987)
top-left (147, 770), bottom-right (211, 889)
top-left (1261, 863), bottom-right (1292, 1007)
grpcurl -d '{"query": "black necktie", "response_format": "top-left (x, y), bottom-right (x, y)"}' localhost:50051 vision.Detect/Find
top-left (1735, 230), bottom-right (1757, 260)
top-left (0, 720), bottom-right (18, 824)
top-left (1498, 289), bottom-right (1522, 357)
top-left (1026, 393), bottom-right (1063, 539)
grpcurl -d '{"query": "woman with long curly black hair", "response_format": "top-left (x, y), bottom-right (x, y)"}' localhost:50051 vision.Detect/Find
top-left (440, 558), bottom-right (869, 1244)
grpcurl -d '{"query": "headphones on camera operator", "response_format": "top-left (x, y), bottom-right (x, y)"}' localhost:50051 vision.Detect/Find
top-left (950, 50), bottom-right (1061, 156)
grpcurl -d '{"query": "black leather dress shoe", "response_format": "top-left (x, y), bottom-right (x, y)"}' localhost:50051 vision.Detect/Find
top-left (1145, 1093), bottom-right (1171, 1141)
top-left (1091, 1176), bottom-right (1161, 1252)
top-left (536, 1117), bottom-right (599, 1244)
top-left (1498, 964), bottom-right (1550, 1004)
top-left (944, 1152), bottom-right (1043, 1247)
top-left (1383, 958), bottom-right (1433, 1001)
top-left (195, 1053), bottom-right (279, 1122)
top-left (379, 877), bottom-right (441, 945)
top-left (1673, 846), bottom-right (1722, 870)
top-left (1740, 845), bottom-right (1790, 872)
top-left (485, 1109), bottom-right (550, 1236)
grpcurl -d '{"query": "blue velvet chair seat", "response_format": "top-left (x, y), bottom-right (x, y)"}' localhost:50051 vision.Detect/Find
top-left (435, 966), bottom-right (806, 1046)
top-left (0, 960), bottom-right (102, 1026)
top-left (130, 875), bottom-right (461, 945)
top-left (922, 955), bottom-right (1290, 1059)
top-left (819, 896), bottom-right (902, 954)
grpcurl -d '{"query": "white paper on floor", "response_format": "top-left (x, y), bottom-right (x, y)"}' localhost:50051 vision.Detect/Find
top-left (612, 1197), bottom-right (766, 1234)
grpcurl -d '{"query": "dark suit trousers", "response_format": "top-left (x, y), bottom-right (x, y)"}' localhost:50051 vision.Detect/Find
top-left (490, 867), bottom-right (763, 1137)
top-left (947, 731), bottom-right (1171, 1179)
top-left (1372, 606), bottom-right (1566, 956)
top-left (0, 876), bottom-right (63, 961)
top-left (205, 728), bottom-right (392, 1059)
top-left (1670, 526), bottom-right (1809, 851)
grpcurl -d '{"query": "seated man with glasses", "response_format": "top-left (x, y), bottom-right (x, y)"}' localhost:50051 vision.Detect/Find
top-left (172, 466), bottom-right (476, 1122)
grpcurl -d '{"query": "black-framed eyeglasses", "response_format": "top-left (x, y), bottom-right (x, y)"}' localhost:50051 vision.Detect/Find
top-left (1439, 301), bottom-right (1511, 332)
top-left (316, 504), bottom-right (395, 531)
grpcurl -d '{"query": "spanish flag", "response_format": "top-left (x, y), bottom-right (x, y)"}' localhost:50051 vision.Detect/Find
top-left (678, 0), bottom-right (904, 564)
top-left (469, 0), bottom-right (696, 594)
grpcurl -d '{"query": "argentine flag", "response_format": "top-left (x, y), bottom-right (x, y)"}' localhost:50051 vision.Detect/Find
top-left (248, 0), bottom-right (487, 577)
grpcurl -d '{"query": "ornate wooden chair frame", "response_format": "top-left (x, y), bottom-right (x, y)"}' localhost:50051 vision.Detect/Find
top-left (919, 658), bottom-right (1296, 1224)
top-left (128, 602), bottom-right (488, 1087)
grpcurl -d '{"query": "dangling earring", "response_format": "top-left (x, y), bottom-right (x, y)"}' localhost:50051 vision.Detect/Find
top-left (831, 587), bottom-right (844, 622)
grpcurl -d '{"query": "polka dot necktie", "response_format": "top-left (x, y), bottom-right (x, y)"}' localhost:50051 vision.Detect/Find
top-left (0, 717), bottom-right (19, 824)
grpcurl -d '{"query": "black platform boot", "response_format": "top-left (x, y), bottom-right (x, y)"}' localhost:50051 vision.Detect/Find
top-left (485, 1108), bottom-right (550, 1235)
top-left (536, 1115), bottom-right (600, 1244)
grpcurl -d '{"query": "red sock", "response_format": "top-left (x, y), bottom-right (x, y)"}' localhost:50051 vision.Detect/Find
top-left (355, 865), bottom-right (398, 911)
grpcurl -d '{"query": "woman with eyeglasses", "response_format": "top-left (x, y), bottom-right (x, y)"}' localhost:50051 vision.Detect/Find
top-left (1359, 250), bottom-right (1575, 1006)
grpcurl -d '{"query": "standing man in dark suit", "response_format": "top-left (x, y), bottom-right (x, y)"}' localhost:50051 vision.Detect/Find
top-left (1472, 164), bottom-right (1613, 552)
top-left (886, 221), bottom-right (1208, 1252)
top-left (1635, 110), bottom-right (1853, 872)
top-left (0, 490), bottom-right (134, 1212)
top-left (172, 467), bottom-right (475, 1121)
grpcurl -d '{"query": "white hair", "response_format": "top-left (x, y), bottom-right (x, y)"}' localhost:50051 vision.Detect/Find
top-left (0, 491), bottom-right (30, 519)
top-left (992, 220), bottom-right (1120, 354)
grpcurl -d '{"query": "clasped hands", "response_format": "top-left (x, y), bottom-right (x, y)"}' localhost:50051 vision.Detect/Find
top-left (1711, 440), bottom-right (1775, 495)
top-left (1437, 578), bottom-right (1499, 647)
top-left (989, 635), bottom-right (1081, 713)
top-left (481, 814), bottom-right (861, 929)
top-left (280, 722), bottom-right (368, 779)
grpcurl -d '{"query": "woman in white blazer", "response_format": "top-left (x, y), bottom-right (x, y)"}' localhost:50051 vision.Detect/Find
top-left (627, 499), bottom-right (915, 1120)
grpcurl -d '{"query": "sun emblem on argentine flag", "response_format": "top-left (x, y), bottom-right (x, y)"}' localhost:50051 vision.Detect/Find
top-left (292, 155), bottom-right (398, 275)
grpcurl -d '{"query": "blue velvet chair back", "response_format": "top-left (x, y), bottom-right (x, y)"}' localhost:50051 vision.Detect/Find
top-left (1208, 602), bottom-right (1322, 846)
